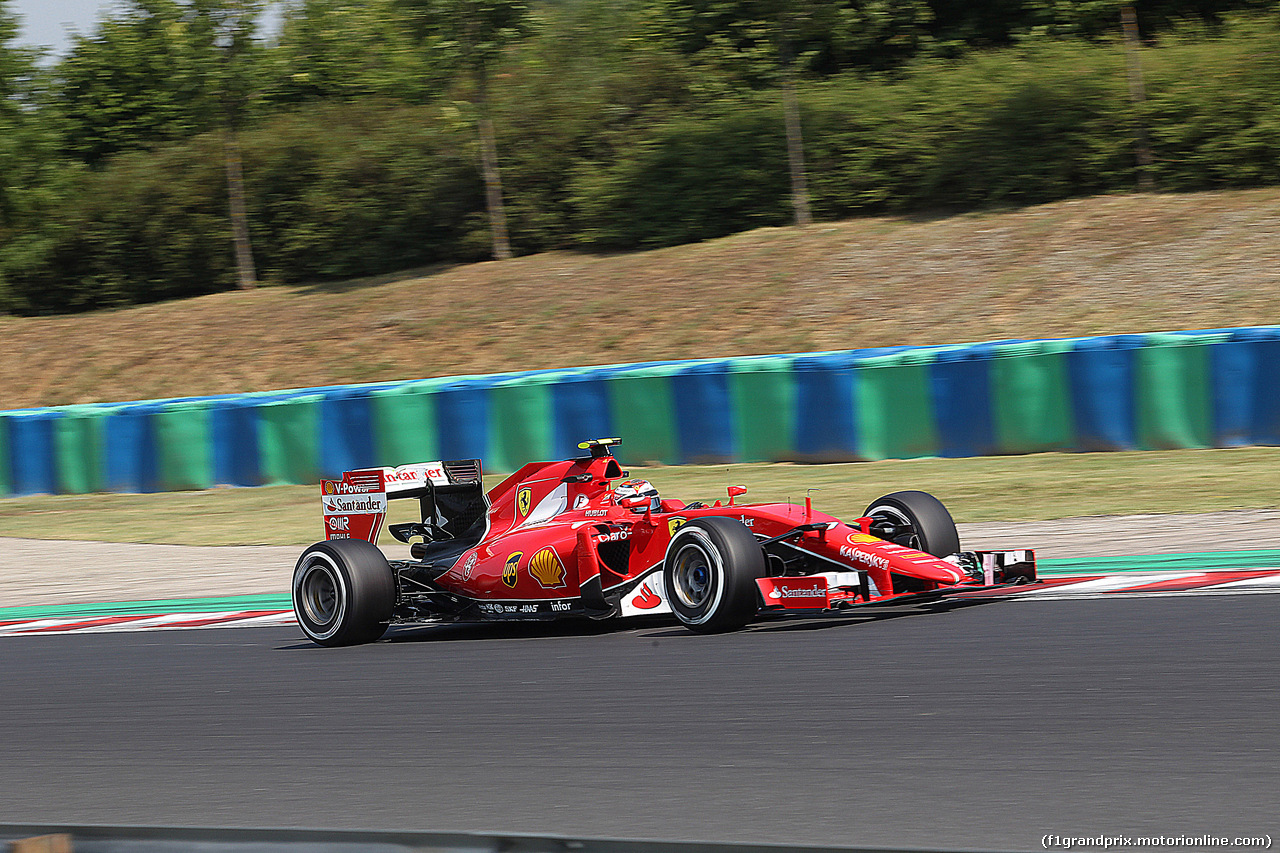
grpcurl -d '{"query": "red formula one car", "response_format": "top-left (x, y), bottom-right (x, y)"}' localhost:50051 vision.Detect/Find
top-left (292, 438), bottom-right (1037, 646)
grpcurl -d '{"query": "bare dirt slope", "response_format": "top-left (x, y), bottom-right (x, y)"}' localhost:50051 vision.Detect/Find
top-left (2, 187), bottom-right (1278, 410)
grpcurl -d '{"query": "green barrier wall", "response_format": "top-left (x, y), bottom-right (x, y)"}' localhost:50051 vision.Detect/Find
top-left (727, 356), bottom-right (796, 462)
top-left (854, 350), bottom-right (940, 460)
top-left (487, 372), bottom-right (568, 474)
top-left (606, 364), bottom-right (680, 465)
top-left (1134, 333), bottom-right (1225, 450)
top-left (370, 378), bottom-right (446, 468)
top-left (5, 327), bottom-right (1280, 497)
top-left (259, 395), bottom-right (322, 485)
top-left (52, 405), bottom-right (113, 494)
top-left (991, 340), bottom-right (1075, 454)
top-left (155, 401), bottom-right (215, 491)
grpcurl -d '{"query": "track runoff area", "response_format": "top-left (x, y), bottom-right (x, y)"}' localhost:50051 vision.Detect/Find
top-left (3, 550), bottom-right (1280, 637)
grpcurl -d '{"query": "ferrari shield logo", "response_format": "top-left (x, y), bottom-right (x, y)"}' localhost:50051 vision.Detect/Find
top-left (529, 547), bottom-right (566, 589)
top-left (517, 487), bottom-right (532, 518)
top-left (502, 552), bottom-right (522, 588)
top-left (668, 517), bottom-right (687, 537)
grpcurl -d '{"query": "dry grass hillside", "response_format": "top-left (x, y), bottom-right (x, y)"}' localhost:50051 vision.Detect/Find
top-left (3, 186), bottom-right (1279, 411)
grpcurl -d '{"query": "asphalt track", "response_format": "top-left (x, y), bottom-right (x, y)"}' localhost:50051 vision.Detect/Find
top-left (1, 595), bottom-right (1277, 852)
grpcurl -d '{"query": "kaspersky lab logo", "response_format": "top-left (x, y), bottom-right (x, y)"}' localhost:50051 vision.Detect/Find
top-left (502, 552), bottom-right (522, 588)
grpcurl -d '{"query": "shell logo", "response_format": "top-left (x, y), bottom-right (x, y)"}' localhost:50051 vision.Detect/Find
top-left (502, 552), bottom-right (522, 588)
top-left (529, 547), bottom-right (566, 589)
top-left (324, 482), bottom-right (335, 495)
top-left (517, 487), bottom-right (532, 517)
top-left (848, 532), bottom-right (880, 544)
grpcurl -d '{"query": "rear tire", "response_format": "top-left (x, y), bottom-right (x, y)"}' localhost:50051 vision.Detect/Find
top-left (664, 517), bottom-right (766, 634)
top-left (293, 539), bottom-right (395, 647)
top-left (863, 490), bottom-right (960, 558)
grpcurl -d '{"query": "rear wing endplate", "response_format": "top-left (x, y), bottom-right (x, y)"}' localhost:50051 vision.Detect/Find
top-left (321, 460), bottom-right (482, 543)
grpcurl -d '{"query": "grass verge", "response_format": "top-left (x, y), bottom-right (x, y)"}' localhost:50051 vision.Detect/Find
top-left (0, 447), bottom-right (1274, 546)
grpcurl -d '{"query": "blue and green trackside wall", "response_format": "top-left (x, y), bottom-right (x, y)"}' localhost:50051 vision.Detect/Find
top-left (2, 327), bottom-right (1278, 496)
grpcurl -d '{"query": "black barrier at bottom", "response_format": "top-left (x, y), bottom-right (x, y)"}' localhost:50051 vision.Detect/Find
top-left (0, 824), bottom-right (998, 853)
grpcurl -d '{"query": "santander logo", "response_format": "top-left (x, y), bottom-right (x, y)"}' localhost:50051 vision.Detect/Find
top-left (632, 583), bottom-right (662, 610)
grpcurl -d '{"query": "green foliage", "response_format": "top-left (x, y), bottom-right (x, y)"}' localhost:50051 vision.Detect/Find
top-left (573, 23), bottom-right (1280, 248)
top-left (266, 0), bottom-right (436, 104)
top-left (571, 101), bottom-right (792, 247)
top-left (396, 0), bottom-right (532, 82)
top-left (640, 0), bottom-right (936, 84)
top-left (52, 0), bottom-right (266, 165)
top-left (0, 102), bottom-right (487, 312)
top-left (5, 0), bottom-right (1280, 312)
top-left (245, 102), bottom-right (486, 279)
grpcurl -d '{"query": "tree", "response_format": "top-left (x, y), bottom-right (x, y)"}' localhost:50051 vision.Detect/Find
top-left (642, 0), bottom-right (935, 227)
top-left (267, 0), bottom-right (432, 105)
top-left (398, 0), bottom-right (532, 260)
top-left (188, 0), bottom-right (266, 288)
top-left (51, 0), bottom-right (264, 287)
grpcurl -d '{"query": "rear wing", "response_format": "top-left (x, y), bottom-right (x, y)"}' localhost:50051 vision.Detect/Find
top-left (321, 460), bottom-right (482, 544)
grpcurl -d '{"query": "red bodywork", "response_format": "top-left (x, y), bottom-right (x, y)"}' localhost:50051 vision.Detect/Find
top-left (319, 444), bottom-right (1034, 625)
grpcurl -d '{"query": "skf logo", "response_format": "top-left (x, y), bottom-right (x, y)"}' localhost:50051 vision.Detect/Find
top-left (502, 552), bottom-right (522, 588)
top-left (528, 547), bottom-right (566, 589)
top-left (517, 487), bottom-right (532, 517)
top-left (668, 517), bottom-right (687, 536)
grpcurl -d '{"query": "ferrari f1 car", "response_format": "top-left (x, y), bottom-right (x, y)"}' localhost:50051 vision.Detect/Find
top-left (292, 438), bottom-right (1038, 646)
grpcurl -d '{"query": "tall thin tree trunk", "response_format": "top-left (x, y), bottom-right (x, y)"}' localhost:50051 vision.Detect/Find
top-left (781, 55), bottom-right (812, 227)
top-left (1121, 4), bottom-right (1155, 192)
top-left (224, 127), bottom-right (258, 288)
top-left (475, 74), bottom-right (512, 261)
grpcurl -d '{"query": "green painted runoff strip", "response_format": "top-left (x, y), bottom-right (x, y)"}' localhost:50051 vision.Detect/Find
top-left (1038, 549), bottom-right (1280, 575)
top-left (0, 593), bottom-right (292, 621)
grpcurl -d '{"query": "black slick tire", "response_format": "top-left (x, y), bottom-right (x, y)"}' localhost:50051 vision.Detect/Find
top-left (292, 538), bottom-right (396, 647)
top-left (862, 490), bottom-right (961, 558)
top-left (663, 517), bottom-right (766, 634)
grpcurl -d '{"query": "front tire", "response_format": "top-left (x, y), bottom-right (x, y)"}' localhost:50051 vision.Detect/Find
top-left (862, 490), bottom-right (960, 558)
top-left (664, 517), bottom-right (766, 634)
top-left (293, 539), bottom-right (395, 647)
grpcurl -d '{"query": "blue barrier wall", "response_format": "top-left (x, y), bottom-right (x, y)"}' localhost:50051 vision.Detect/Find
top-left (2, 325), bottom-right (1278, 495)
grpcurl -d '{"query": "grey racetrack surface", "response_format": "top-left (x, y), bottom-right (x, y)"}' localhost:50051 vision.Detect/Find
top-left (1, 596), bottom-right (1277, 852)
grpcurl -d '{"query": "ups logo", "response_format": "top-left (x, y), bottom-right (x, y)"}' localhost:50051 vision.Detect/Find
top-left (517, 487), bottom-right (532, 517)
top-left (502, 552), bottom-right (522, 588)
top-left (668, 517), bottom-right (687, 537)
top-left (529, 547), bottom-right (566, 589)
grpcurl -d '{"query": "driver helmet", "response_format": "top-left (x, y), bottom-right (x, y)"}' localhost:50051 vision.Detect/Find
top-left (614, 478), bottom-right (661, 513)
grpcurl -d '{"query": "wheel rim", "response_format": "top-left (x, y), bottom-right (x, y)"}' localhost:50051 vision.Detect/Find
top-left (299, 561), bottom-right (341, 630)
top-left (868, 505), bottom-right (922, 551)
top-left (671, 542), bottom-right (715, 609)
